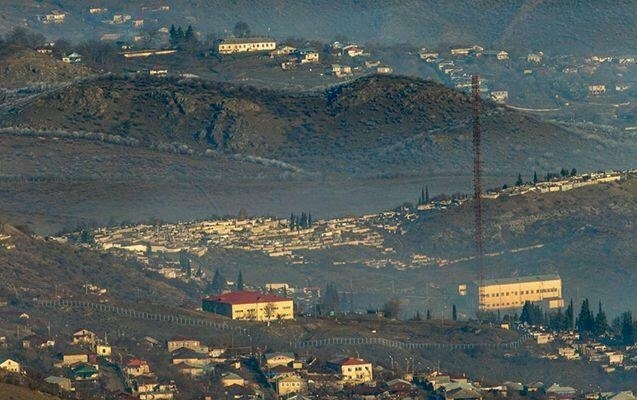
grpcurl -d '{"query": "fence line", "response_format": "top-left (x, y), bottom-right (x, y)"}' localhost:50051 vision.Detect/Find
top-left (33, 299), bottom-right (532, 351)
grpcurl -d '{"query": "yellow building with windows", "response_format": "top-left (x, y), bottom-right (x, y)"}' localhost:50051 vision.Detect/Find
top-left (328, 357), bottom-right (373, 383)
top-left (478, 274), bottom-right (563, 311)
top-left (202, 291), bottom-right (294, 321)
top-left (218, 37), bottom-right (276, 54)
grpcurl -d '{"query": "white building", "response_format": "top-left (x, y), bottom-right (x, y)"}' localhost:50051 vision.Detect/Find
top-left (218, 37), bottom-right (276, 54)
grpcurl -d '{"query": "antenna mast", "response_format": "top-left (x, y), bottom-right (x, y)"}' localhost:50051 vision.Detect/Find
top-left (472, 75), bottom-right (485, 311)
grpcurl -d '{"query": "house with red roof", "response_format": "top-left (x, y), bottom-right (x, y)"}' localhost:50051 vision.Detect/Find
top-left (327, 357), bottom-right (373, 383)
top-left (124, 358), bottom-right (151, 377)
top-left (202, 291), bottom-right (294, 321)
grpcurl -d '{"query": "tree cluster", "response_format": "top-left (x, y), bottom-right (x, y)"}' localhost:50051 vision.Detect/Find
top-left (289, 212), bottom-right (312, 230)
top-left (417, 186), bottom-right (430, 205)
top-left (516, 167), bottom-right (578, 187)
top-left (383, 297), bottom-right (402, 319)
top-left (179, 250), bottom-right (191, 278)
top-left (320, 282), bottom-right (340, 315)
top-left (169, 24), bottom-right (198, 52)
top-left (209, 268), bottom-right (225, 294)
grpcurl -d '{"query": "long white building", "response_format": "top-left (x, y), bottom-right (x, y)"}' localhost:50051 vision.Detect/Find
top-left (478, 274), bottom-right (564, 311)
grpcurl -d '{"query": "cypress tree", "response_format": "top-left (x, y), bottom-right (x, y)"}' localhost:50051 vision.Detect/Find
top-left (594, 301), bottom-right (608, 336)
top-left (236, 271), bottom-right (244, 291)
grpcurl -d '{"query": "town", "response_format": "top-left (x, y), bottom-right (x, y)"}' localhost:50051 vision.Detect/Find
top-left (1, 3), bottom-right (636, 399)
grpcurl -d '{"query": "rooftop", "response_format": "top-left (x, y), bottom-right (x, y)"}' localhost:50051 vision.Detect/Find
top-left (204, 291), bottom-right (291, 305)
top-left (479, 274), bottom-right (561, 287)
top-left (332, 357), bottom-right (370, 366)
top-left (220, 37), bottom-right (275, 45)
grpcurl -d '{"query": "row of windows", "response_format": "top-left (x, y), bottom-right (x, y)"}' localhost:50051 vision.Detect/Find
top-left (220, 43), bottom-right (275, 49)
top-left (483, 287), bottom-right (559, 297)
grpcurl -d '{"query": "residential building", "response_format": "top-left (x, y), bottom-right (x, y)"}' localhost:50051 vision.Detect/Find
top-left (166, 336), bottom-right (206, 353)
top-left (89, 7), bottom-right (108, 14)
top-left (62, 351), bottom-right (89, 366)
top-left (295, 48), bottom-right (320, 64)
top-left (277, 375), bottom-right (307, 396)
top-left (96, 344), bottom-right (112, 357)
top-left (327, 357), bottom-right (373, 383)
top-left (527, 52), bottom-right (543, 64)
top-left (217, 37), bottom-right (276, 54)
top-left (490, 90), bottom-right (509, 103)
top-left (271, 46), bottom-right (297, 56)
top-left (171, 348), bottom-right (211, 367)
top-left (331, 64), bottom-right (352, 77)
top-left (497, 50), bottom-right (509, 60)
top-left (176, 362), bottom-right (204, 377)
top-left (45, 376), bottom-right (73, 391)
top-left (202, 291), bottom-right (294, 321)
top-left (588, 84), bottom-right (606, 95)
top-left (450, 45), bottom-right (483, 56)
top-left (35, 46), bottom-right (53, 54)
top-left (43, 10), bottom-right (66, 24)
top-left (149, 67), bottom-right (168, 77)
top-left (264, 352), bottom-right (296, 368)
top-left (419, 49), bottom-right (439, 61)
top-left (62, 52), bottom-right (83, 64)
top-left (477, 274), bottom-right (563, 311)
top-left (125, 358), bottom-right (151, 376)
top-left (377, 66), bottom-right (393, 74)
top-left (0, 359), bottom-right (21, 373)
top-left (221, 372), bottom-right (245, 387)
top-left (71, 363), bottom-right (99, 381)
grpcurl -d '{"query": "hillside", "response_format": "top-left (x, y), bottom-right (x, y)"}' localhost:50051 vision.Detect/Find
top-left (2, 74), bottom-right (634, 177)
top-left (0, 73), bottom-right (635, 234)
top-left (0, 223), bottom-right (189, 304)
top-left (0, 383), bottom-right (62, 400)
top-left (396, 175), bottom-right (637, 316)
top-left (0, 47), bottom-right (91, 89)
top-left (1, 0), bottom-right (635, 55)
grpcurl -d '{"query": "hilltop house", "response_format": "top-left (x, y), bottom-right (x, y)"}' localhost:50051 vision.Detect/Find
top-left (202, 291), bottom-right (294, 321)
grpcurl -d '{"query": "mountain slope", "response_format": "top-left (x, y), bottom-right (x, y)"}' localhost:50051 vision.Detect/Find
top-left (2, 74), bottom-right (634, 178)
top-left (2, 1), bottom-right (635, 54)
top-left (397, 175), bottom-right (637, 316)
